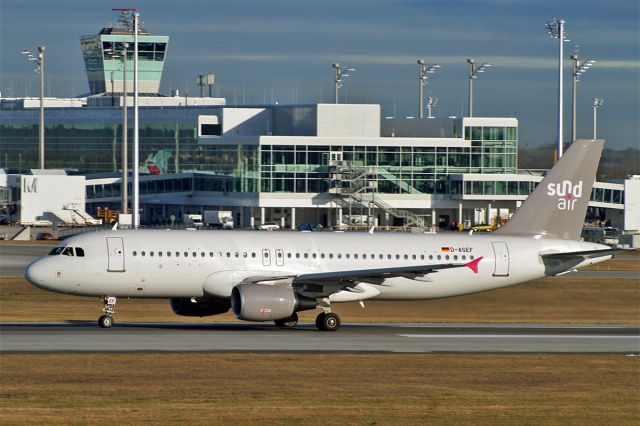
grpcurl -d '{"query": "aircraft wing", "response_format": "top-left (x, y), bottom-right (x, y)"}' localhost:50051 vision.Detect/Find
top-left (290, 257), bottom-right (483, 297)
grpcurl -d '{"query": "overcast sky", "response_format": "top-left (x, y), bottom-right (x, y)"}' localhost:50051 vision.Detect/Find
top-left (1, 0), bottom-right (638, 149)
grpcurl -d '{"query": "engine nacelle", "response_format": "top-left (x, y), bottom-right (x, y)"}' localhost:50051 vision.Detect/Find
top-left (170, 297), bottom-right (230, 317)
top-left (231, 284), bottom-right (316, 321)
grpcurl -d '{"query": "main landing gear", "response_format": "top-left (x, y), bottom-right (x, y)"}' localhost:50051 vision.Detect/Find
top-left (315, 298), bottom-right (341, 331)
top-left (274, 312), bottom-right (299, 328)
top-left (98, 296), bottom-right (116, 328)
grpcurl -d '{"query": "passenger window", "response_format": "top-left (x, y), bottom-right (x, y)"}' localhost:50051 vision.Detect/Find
top-left (251, 252), bottom-right (256, 258)
top-left (304, 253), bottom-right (309, 259)
top-left (226, 252), bottom-right (231, 258)
top-left (454, 255), bottom-right (458, 261)
top-left (412, 254), bottom-right (416, 260)
top-left (142, 251), bottom-right (146, 257)
top-left (312, 253), bottom-right (317, 259)
top-left (354, 254), bottom-right (358, 259)
top-left (404, 255), bottom-right (408, 260)
top-left (184, 252), bottom-right (188, 257)
top-left (387, 254), bottom-right (391, 260)
top-left (395, 254), bottom-right (400, 260)
top-left (150, 252), bottom-right (154, 257)
top-left (462, 255), bottom-right (466, 260)
top-left (243, 252), bottom-right (248, 258)
top-left (470, 255), bottom-right (475, 260)
top-left (321, 253), bottom-right (325, 259)
top-left (132, 251), bottom-right (137, 257)
top-left (337, 254), bottom-right (342, 259)
top-left (167, 252), bottom-right (171, 257)
top-left (158, 252), bottom-right (163, 257)
top-left (420, 255), bottom-right (424, 260)
top-left (437, 255), bottom-right (441, 260)
top-left (176, 252), bottom-right (180, 257)
top-left (296, 253), bottom-right (300, 259)
top-left (192, 252), bottom-right (197, 257)
top-left (328, 254), bottom-right (333, 259)
top-left (62, 247), bottom-right (74, 256)
top-left (429, 255), bottom-right (433, 260)
top-left (445, 255), bottom-right (450, 260)
top-left (380, 254), bottom-right (384, 259)
top-left (210, 252), bottom-right (214, 257)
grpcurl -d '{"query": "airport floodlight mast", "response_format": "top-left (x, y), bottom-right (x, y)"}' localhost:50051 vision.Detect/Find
top-left (467, 58), bottom-right (491, 118)
top-left (104, 41), bottom-right (130, 215)
top-left (417, 59), bottom-right (441, 118)
top-left (426, 96), bottom-right (438, 119)
top-left (546, 18), bottom-right (569, 159)
top-left (593, 97), bottom-right (604, 139)
top-left (570, 48), bottom-right (596, 143)
top-left (21, 46), bottom-right (46, 169)
top-left (197, 73), bottom-right (215, 97)
top-left (332, 63), bottom-right (355, 104)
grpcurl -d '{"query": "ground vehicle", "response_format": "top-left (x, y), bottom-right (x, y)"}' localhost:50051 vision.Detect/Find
top-left (184, 214), bottom-right (203, 229)
top-left (204, 210), bottom-right (233, 229)
top-left (581, 226), bottom-right (620, 246)
top-left (36, 232), bottom-right (56, 240)
top-left (257, 221), bottom-right (280, 231)
top-left (471, 224), bottom-right (495, 232)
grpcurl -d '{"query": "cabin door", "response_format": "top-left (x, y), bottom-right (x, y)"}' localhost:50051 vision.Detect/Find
top-left (491, 241), bottom-right (509, 277)
top-left (106, 237), bottom-right (125, 272)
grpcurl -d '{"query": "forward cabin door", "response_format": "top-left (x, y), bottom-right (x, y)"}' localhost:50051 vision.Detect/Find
top-left (106, 237), bottom-right (125, 272)
top-left (491, 242), bottom-right (509, 277)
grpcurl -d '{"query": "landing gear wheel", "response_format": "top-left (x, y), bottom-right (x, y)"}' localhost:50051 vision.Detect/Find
top-left (316, 312), bottom-right (340, 331)
top-left (274, 312), bottom-right (299, 328)
top-left (98, 315), bottom-right (113, 328)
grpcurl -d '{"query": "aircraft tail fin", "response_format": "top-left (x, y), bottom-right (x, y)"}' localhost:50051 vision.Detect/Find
top-left (494, 139), bottom-right (604, 240)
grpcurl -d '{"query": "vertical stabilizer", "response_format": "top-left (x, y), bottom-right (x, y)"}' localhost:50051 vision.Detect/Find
top-left (494, 139), bottom-right (604, 240)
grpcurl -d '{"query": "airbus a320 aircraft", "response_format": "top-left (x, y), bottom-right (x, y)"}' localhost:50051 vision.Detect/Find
top-left (25, 139), bottom-right (620, 331)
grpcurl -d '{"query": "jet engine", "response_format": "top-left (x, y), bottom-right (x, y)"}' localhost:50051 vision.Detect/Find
top-left (231, 283), bottom-right (316, 321)
top-left (170, 297), bottom-right (230, 317)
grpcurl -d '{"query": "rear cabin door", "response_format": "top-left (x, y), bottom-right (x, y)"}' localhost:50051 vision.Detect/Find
top-left (106, 237), bottom-right (125, 272)
top-left (491, 241), bottom-right (509, 277)
top-left (262, 249), bottom-right (271, 267)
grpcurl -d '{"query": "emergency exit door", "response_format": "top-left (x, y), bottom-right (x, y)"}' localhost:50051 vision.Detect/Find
top-left (106, 237), bottom-right (125, 272)
top-left (491, 242), bottom-right (509, 277)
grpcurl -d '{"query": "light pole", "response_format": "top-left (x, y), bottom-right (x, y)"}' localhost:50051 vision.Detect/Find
top-left (133, 11), bottom-right (140, 228)
top-left (546, 18), bottom-right (569, 159)
top-left (21, 46), bottom-right (46, 169)
top-left (426, 96), bottom-right (438, 119)
top-left (104, 41), bottom-right (130, 215)
top-left (332, 63), bottom-right (354, 104)
top-left (467, 58), bottom-right (491, 117)
top-left (417, 59), bottom-right (441, 118)
top-left (593, 98), bottom-right (604, 139)
top-left (571, 49), bottom-right (596, 143)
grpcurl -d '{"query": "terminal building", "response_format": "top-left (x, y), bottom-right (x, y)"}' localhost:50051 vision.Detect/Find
top-left (0, 11), bottom-right (636, 235)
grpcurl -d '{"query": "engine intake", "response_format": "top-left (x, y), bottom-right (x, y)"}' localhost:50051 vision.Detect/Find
top-left (170, 297), bottom-right (230, 317)
top-left (231, 283), bottom-right (316, 321)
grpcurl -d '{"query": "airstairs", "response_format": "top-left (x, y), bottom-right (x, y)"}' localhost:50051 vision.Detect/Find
top-left (329, 161), bottom-right (426, 231)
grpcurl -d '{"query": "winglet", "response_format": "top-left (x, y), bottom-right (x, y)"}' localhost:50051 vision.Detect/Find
top-left (465, 256), bottom-right (483, 273)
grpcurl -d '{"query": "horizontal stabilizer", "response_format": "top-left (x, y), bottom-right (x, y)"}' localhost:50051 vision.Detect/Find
top-left (539, 248), bottom-right (628, 276)
top-left (540, 248), bottom-right (629, 260)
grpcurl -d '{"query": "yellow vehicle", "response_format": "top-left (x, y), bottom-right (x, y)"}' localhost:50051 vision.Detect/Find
top-left (471, 224), bottom-right (496, 232)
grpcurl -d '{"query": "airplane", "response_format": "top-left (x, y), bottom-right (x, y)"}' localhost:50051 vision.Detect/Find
top-left (25, 139), bottom-right (621, 331)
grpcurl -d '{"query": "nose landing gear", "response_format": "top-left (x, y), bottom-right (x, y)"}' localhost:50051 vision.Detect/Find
top-left (98, 296), bottom-right (116, 328)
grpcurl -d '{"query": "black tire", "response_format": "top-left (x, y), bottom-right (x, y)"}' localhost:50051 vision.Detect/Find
top-left (317, 312), bottom-right (340, 331)
top-left (315, 312), bottom-right (326, 330)
top-left (274, 312), bottom-right (298, 328)
top-left (98, 315), bottom-right (113, 328)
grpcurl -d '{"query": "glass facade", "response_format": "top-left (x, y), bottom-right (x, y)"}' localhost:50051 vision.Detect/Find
top-left (1, 107), bottom-right (519, 196)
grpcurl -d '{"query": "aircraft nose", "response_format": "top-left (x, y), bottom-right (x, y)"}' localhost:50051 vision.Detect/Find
top-left (24, 259), bottom-right (48, 289)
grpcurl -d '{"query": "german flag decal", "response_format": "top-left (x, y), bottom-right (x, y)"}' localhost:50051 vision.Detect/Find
top-left (440, 247), bottom-right (451, 252)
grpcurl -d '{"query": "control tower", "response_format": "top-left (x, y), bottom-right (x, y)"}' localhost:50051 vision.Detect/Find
top-left (80, 10), bottom-right (169, 96)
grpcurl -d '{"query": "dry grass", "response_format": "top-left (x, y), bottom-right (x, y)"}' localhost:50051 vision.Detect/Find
top-left (0, 353), bottom-right (638, 425)
top-left (2, 275), bottom-right (638, 324)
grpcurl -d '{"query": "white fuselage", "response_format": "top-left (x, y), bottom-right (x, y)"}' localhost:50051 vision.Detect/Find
top-left (25, 229), bottom-right (610, 302)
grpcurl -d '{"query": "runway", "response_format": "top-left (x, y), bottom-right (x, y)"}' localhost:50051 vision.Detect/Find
top-left (1, 322), bottom-right (638, 354)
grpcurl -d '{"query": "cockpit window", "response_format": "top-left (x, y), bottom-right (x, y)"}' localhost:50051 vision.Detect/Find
top-left (62, 247), bottom-right (74, 256)
top-left (49, 247), bottom-right (64, 255)
top-left (75, 247), bottom-right (85, 257)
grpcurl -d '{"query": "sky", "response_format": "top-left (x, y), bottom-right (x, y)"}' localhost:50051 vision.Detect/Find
top-left (1, 0), bottom-right (639, 149)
